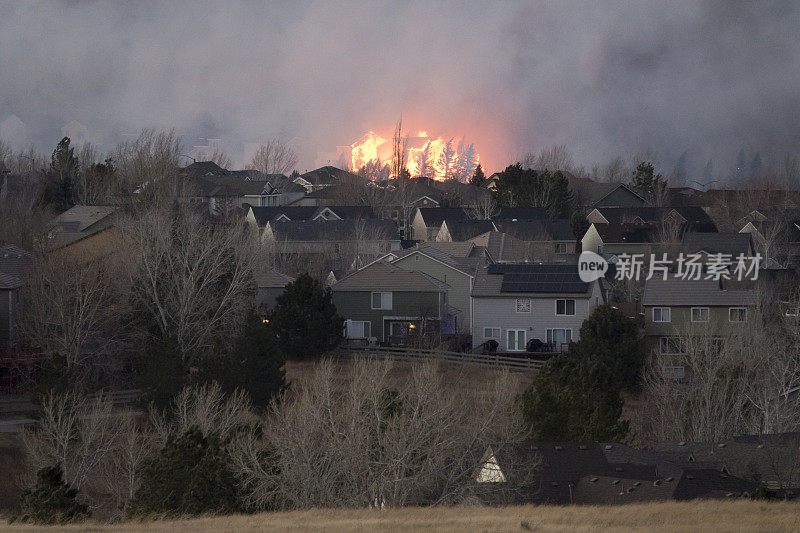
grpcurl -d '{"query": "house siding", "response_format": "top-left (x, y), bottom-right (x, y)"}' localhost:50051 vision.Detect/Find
top-left (472, 281), bottom-right (602, 351)
top-left (643, 304), bottom-right (751, 352)
top-left (0, 289), bottom-right (11, 348)
top-left (332, 290), bottom-right (443, 341)
top-left (391, 253), bottom-right (473, 333)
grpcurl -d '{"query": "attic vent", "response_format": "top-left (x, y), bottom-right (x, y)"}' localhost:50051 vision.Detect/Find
top-left (718, 443), bottom-right (727, 448)
top-left (604, 445), bottom-right (612, 451)
top-left (611, 480), bottom-right (620, 485)
top-left (589, 477), bottom-right (599, 483)
top-left (688, 454), bottom-right (695, 462)
top-left (633, 481), bottom-right (641, 487)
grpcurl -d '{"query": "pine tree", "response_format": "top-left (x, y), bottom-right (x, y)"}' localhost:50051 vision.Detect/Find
top-left (18, 464), bottom-right (89, 524)
top-left (702, 159), bottom-right (714, 182)
top-left (454, 142), bottom-right (478, 182)
top-left (750, 152), bottom-right (763, 179)
top-left (269, 274), bottom-right (343, 359)
top-left (469, 164), bottom-right (486, 187)
top-left (41, 137), bottom-right (79, 212)
top-left (437, 138), bottom-right (456, 179)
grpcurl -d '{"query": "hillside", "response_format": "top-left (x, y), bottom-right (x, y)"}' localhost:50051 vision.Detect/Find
top-left (3, 501), bottom-right (800, 532)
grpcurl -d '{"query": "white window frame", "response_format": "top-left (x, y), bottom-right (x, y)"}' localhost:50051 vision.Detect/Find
top-left (371, 291), bottom-right (392, 310)
top-left (346, 321), bottom-right (371, 339)
top-left (507, 329), bottom-right (526, 352)
top-left (555, 242), bottom-right (568, 254)
top-left (483, 327), bottom-right (501, 340)
top-left (556, 299), bottom-right (576, 316)
top-left (515, 298), bottom-right (531, 314)
top-left (729, 307), bottom-right (747, 323)
top-left (546, 328), bottom-right (573, 346)
top-left (653, 307), bottom-right (671, 323)
top-left (691, 307), bottom-right (709, 323)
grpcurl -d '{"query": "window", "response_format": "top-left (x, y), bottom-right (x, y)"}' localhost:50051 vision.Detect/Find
top-left (547, 329), bottom-right (572, 347)
top-left (653, 307), bottom-right (671, 323)
top-left (691, 307), bottom-right (709, 323)
top-left (729, 307), bottom-right (747, 323)
top-left (346, 321), bottom-right (371, 339)
top-left (371, 292), bottom-right (392, 310)
top-left (507, 329), bottom-right (526, 351)
top-left (555, 242), bottom-right (568, 254)
top-left (516, 298), bottom-right (531, 313)
top-left (484, 327), bottom-right (501, 339)
top-left (659, 337), bottom-right (684, 355)
top-left (556, 299), bottom-right (576, 316)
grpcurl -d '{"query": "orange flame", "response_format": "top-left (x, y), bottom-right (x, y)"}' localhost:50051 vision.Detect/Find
top-left (349, 129), bottom-right (479, 181)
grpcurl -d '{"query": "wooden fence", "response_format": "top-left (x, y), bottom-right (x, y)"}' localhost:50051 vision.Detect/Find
top-left (335, 345), bottom-right (548, 372)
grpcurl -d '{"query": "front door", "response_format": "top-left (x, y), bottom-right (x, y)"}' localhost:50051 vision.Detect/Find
top-left (507, 329), bottom-right (526, 352)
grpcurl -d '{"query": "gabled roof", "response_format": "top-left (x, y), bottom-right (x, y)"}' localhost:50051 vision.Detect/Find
top-left (254, 269), bottom-right (294, 289)
top-left (311, 206), bottom-right (376, 221)
top-left (299, 166), bottom-right (360, 186)
top-left (268, 219), bottom-right (398, 242)
top-left (592, 223), bottom-right (655, 244)
top-left (642, 276), bottom-right (757, 306)
top-left (0, 245), bottom-right (30, 279)
top-left (391, 245), bottom-right (485, 277)
top-left (568, 177), bottom-right (646, 207)
top-left (682, 232), bottom-right (752, 257)
top-left (441, 219), bottom-right (496, 241)
top-left (417, 241), bottom-right (478, 258)
top-left (331, 260), bottom-right (447, 292)
top-left (592, 207), bottom-right (716, 228)
top-left (181, 161), bottom-right (226, 178)
top-left (0, 271), bottom-right (22, 289)
top-left (493, 219), bottom-right (574, 241)
top-left (50, 205), bottom-right (118, 233)
top-left (473, 264), bottom-right (592, 297)
top-left (415, 207), bottom-right (468, 227)
top-left (494, 207), bottom-right (549, 221)
top-left (249, 206), bottom-right (320, 225)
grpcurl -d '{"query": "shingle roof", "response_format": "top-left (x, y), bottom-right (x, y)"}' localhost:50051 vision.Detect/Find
top-left (181, 161), bottom-right (226, 178)
top-left (593, 223), bottom-right (655, 244)
top-left (254, 269), bottom-right (295, 288)
top-left (642, 276), bottom-right (757, 306)
top-left (391, 246), bottom-right (484, 277)
top-left (494, 207), bottom-right (549, 221)
top-left (593, 207), bottom-right (716, 228)
top-left (442, 220), bottom-right (496, 241)
top-left (268, 219), bottom-right (399, 242)
top-left (0, 271), bottom-right (22, 290)
top-left (332, 260), bottom-right (448, 292)
top-left (682, 232), bottom-right (752, 256)
top-left (472, 264), bottom-right (592, 297)
top-left (299, 166), bottom-right (360, 186)
top-left (568, 177), bottom-right (645, 207)
top-left (0, 245), bottom-right (30, 279)
top-left (417, 241), bottom-right (476, 258)
top-left (416, 207), bottom-right (467, 227)
top-left (50, 205), bottom-right (118, 233)
top-left (494, 219), bottom-right (574, 241)
top-left (249, 206), bottom-right (320, 225)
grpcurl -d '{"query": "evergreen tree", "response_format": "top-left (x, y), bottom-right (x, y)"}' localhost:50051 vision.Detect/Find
top-left (733, 148), bottom-right (747, 180)
top-left (572, 305), bottom-right (644, 392)
top-left (548, 170), bottom-right (574, 218)
top-left (269, 274), bottom-right (343, 359)
top-left (129, 426), bottom-right (240, 516)
top-left (750, 152), bottom-right (763, 179)
top-left (41, 137), bottom-right (78, 212)
top-left (469, 163), bottom-right (487, 187)
top-left (673, 151), bottom-right (688, 181)
top-left (702, 159), bottom-right (714, 182)
top-left (517, 352), bottom-right (629, 442)
top-left (630, 162), bottom-right (666, 204)
top-left (199, 310), bottom-right (287, 408)
top-left (18, 464), bottom-right (89, 524)
top-left (492, 163), bottom-right (575, 217)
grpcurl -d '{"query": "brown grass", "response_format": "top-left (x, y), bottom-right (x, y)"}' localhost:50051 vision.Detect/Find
top-left (3, 501), bottom-right (800, 532)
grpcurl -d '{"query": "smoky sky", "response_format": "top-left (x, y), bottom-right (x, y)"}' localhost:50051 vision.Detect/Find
top-left (1, 1), bottom-right (799, 176)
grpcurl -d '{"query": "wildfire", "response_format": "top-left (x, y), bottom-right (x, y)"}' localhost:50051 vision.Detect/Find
top-left (349, 130), bottom-right (480, 181)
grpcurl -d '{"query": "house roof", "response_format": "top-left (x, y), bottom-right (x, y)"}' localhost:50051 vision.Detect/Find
top-left (493, 219), bottom-right (574, 241)
top-left (472, 264), bottom-right (592, 297)
top-left (391, 245), bottom-right (486, 277)
top-left (0, 245), bottom-right (30, 279)
top-left (682, 232), bottom-right (752, 257)
top-left (254, 269), bottom-right (295, 289)
top-left (416, 207), bottom-right (468, 227)
top-left (593, 223), bottom-right (655, 244)
top-left (568, 177), bottom-right (646, 207)
top-left (592, 207), bottom-right (716, 227)
top-left (332, 260), bottom-right (447, 292)
top-left (483, 232), bottom-right (529, 263)
top-left (642, 276), bottom-right (757, 306)
top-left (0, 271), bottom-right (22, 290)
top-left (268, 219), bottom-right (398, 242)
top-left (654, 433), bottom-right (800, 489)
top-left (441, 220), bottom-right (496, 241)
top-left (494, 207), bottom-right (549, 221)
top-left (299, 166), bottom-right (360, 186)
top-left (250, 206), bottom-right (319, 225)
top-left (48, 205), bottom-right (119, 249)
top-left (416, 241), bottom-right (477, 258)
top-left (181, 161), bottom-right (226, 178)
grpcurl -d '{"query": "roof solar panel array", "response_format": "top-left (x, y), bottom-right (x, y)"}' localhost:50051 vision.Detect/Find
top-left (491, 265), bottom-right (589, 294)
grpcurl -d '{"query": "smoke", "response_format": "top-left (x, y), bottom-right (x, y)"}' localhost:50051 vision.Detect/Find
top-left (1, 1), bottom-right (798, 177)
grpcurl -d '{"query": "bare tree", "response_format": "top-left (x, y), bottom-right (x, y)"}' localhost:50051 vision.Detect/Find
top-left (119, 203), bottom-right (257, 364)
top-left (523, 145), bottom-right (574, 172)
top-left (465, 195), bottom-right (499, 220)
top-left (229, 357), bottom-right (530, 511)
top-left (112, 129), bottom-right (183, 202)
top-left (209, 148), bottom-right (232, 170)
top-left (246, 139), bottom-right (298, 175)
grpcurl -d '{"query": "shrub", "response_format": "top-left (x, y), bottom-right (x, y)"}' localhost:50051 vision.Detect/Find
top-left (17, 464), bottom-right (89, 524)
top-left (128, 426), bottom-right (240, 516)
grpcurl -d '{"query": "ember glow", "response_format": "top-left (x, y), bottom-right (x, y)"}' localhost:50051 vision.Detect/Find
top-left (349, 130), bottom-right (480, 181)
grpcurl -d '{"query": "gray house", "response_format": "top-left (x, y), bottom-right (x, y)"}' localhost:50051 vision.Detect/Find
top-left (331, 261), bottom-right (450, 345)
top-left (255, 269), bottom-right (294, 314)
top-left (0, 245), bottom-right (29, 349)
top-left (472, 264), bottom-right (604, 352)
top-left (388, 245), bottom-right (490, 333)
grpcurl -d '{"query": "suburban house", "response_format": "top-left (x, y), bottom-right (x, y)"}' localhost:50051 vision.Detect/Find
top-left (46, 205), bottom-right (120, 258)
top-left (680, 232), bottom-right (754, 263)
top-left (582, 207), bottom-right (718, 258)
top-left (410, 206), bottom-right (550, 242)
top-left (0, 245), bottom-right (28, 349)
top-left (477, 440), bottom-right (756, 505)
top-left (254, 269), bottom-right (294, 314)
top-left (567, 176), bottom-right (646, 208)
top-left (294, 166), bottom-right (360, 193)
top-left (331, 261), bottom-right (450, 345)
top-left (471, 264), bottom-right (604, 353)
top-left (641, 276), bottom-right (757, 372)
top-left (246, 205), bottom-right (376, 233)
top-left (388, 244), bottom-right (490, 333)
top-left (435, 220), bottom-right (496, 242)
top-left (490, 220), bottom-right (576, 261)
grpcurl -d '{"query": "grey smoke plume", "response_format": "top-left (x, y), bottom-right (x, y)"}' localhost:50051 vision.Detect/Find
top-left (1, 1), bottom-right (798, 177)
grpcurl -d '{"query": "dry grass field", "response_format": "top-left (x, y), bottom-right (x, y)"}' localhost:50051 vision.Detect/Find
top-left (2, 500), bottom-right (800, 532)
